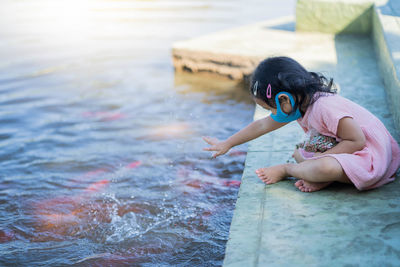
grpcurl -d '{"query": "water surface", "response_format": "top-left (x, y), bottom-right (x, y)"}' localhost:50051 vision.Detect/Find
top-left (0, 0), bottom-right (295, 265)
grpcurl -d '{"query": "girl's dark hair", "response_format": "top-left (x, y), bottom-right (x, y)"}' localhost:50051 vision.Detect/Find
top-left (250, 56), bottom-right (337, 117)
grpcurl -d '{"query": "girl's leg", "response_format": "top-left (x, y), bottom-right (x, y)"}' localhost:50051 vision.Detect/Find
top-left (285, 156), bottom-right (351, 184)
top-left (255, 156), bottom-right (352, 192)
top-left (288, 156), bottom-right (352, 192)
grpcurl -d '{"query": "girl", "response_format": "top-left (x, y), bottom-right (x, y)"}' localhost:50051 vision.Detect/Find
top-left (203, 56), bottom-right (400, 192)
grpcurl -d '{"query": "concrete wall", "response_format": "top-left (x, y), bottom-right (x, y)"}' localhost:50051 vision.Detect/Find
top-left (371, 5), bottom-right (400, 134)
top-left (296, 0), bottom-right (400, 131)
top-left (296, 0), bottom-right (373, 34)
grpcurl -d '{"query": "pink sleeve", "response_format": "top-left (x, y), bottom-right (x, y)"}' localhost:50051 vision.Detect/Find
top-left (310, 97), bottom-right (354, 137)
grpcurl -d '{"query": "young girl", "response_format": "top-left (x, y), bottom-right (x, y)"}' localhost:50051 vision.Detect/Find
top-left (203, 56), bottom-right (400, 192)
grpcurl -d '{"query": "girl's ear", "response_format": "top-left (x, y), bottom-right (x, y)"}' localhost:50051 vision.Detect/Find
top-left (278, 94), bottom-right (290, 104)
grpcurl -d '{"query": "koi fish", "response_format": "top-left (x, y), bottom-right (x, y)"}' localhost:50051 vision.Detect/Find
top-left (41, 212), bottom-right (79, 229)
top-left (221, 180), bottom-right (241, 187)
top-left (0, 229), bottom-right (15, 243)
top-left (82, 111), bottom-right (125, 121)
top-left (146, 122), bottom-right (193, 140)
top-left (126, 161), bottom-right (142, 169)
top-left (183, 179), bottom-right (203, 189)
top-left (33, 161), bottom-right (148, 239)
top-left (84, 179), bottom-right (110, 193)
top-left (176, 167), bottom-right (241, 189)
top-left (228, 150), bottom-right (247, 157)
top-left (70, 168), bottom-right (108, 183)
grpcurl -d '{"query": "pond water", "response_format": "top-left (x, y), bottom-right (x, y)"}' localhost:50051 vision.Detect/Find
top-left (0, 0), bottom-right (295, 265)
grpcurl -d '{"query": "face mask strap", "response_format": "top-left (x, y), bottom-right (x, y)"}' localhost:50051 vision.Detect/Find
top-left (276, 92), bottom-right (297, 110)
top-left (270, 92), bottom-right (301, 123)
top-left (275, 92), bottom-right (286, 115)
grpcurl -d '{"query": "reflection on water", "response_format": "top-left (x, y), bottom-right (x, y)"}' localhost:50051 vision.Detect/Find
top-left (0, 0), bottom-right (295, 265)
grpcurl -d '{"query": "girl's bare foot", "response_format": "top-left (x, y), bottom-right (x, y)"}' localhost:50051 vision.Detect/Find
top-left (255, 164), bottom-right (287, 184)
top-left (294, 179), bottom-right (332, 192)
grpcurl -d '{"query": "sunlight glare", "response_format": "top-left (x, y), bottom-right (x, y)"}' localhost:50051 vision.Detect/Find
top-left (33, 0), bottom-right (93, 42)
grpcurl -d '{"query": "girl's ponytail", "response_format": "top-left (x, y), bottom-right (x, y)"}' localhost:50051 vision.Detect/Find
top-left (308, 71), bottom-right (336, 94)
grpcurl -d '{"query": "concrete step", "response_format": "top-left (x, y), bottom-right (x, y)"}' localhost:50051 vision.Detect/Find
top-left (172, 16), bottom-right (337, 80)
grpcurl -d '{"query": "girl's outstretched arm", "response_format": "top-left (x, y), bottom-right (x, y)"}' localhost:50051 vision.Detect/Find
top-left (203, 116), bottom-right (289, 158)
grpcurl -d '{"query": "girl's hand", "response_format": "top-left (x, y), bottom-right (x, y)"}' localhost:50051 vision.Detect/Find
top-left (202, 136), bottom-right (231, 158)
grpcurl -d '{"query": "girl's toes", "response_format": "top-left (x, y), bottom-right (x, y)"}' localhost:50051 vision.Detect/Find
top-left (295, 180), bottom-right (304, 188)
top-left (299, 185), bottom-right (308, 192)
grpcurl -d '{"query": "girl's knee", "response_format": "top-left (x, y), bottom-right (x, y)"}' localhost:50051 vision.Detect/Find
top-left (317, 157), bottom-right (351, 183)
top-left (317, 157), bottom-right (342, 176)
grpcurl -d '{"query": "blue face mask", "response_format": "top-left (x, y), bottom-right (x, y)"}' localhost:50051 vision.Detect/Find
top-left (270, 92), bottom-right (301, 123)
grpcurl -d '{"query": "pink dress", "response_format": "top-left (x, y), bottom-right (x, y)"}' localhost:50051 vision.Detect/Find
top-left (296, 93), bottom-right (400, 191)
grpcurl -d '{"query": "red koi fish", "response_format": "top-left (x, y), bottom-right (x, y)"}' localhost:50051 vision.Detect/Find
top-left (221, 180), bottom-right (241, 187)
top-left (228, 150), bottom-right (247, 157)
top-left (126, 161), bottom-right (142, 169)
top-left (84, 179), bottom-right (110, 193)
top-left (0, 229), bottom-right (15, 243)
top-left (70, 168), bottom-right (107, 183)
top-left (146, 122), bottom-right (193, 140)
top-left (41, 212), bottom-right (79, 229)
top-left (82, 111), bottom-right (125, 121)
top-left (176, 167), bottom-right (241, 189)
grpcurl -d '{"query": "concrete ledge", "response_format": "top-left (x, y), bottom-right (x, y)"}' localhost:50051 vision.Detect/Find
top-left (296, 0), bottom-right (374, 34)
top-left (172, 16), bottom-right (337, 81)
top-left (172, 48), bottom-right (261, 80)
top-left (371, 3), bottom-right (400, 135)
top-left (172, 17), bottom-right (287, 80)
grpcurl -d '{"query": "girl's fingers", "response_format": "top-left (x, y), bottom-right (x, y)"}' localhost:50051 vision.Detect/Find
top-left (213, 150), bottom-right (223, 158)
top-left (202, 136), bottom-right (210, 143)
top-left (202, 136), bottom-right (219, 145)
top-left (202, 136), bottom-right (214, 145)
top-left (203, 145), bottom-right (219, 152)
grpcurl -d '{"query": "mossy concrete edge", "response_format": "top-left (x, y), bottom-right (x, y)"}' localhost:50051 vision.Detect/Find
top-left (296, 0), bottom-right (374, 34)
top-left (371, 5), bottom-right (400, 133)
